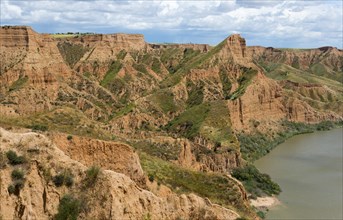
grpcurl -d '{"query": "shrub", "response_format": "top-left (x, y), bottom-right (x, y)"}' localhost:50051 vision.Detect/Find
top-left (8, 180), bottom-right (25, 195)
top-left (67, 135), bottom-right (73, 141)
top-left (7, 185), bottom-right (15, 194)
top-left (11, 169), bottom-right (24, 180)
top-left (148, 174), bottom-right (154, 182)
top-left (53, 171), bottom-right (74, 187)
top-left (53, 174), bottom-right (65, 187)
top-left (65, 175), bottom-right (74, 187)
top-left (6, 150), bottom-right (26, 165)
top-left (257, 211), bottom-right (266, 219)
top-left (84, 166), bottom-right (100, 187)
top-left (232, 165), bottom-right (281, 197)
top-left (28, 124), bottom-right (48, 132)
top-left (54, 194), bottom-right (81, 220)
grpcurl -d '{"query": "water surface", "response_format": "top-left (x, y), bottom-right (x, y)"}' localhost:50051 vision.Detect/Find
top-left (255, 128), bottom-right (343, 219)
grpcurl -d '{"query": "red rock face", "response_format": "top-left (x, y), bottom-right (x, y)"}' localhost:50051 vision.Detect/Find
top-left (1, 26), bottom-right (340, 125)
top-left (246, 46), bottom-right (343, 72)
top-left (0, 26), bottom-right (74, 115)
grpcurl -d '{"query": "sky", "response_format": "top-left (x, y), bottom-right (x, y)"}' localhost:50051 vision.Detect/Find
top-left (1, 0), bottom-right (342, 48)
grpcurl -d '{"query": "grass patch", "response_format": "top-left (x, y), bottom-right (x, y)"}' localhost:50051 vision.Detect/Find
top-left (186, 81), bottom-right (204, 107)
top-left (133, 63), bottom-right (148, 74)
top-left (100, 60), bottom-right (122, 87)
top-left (84, 165), bottom-right (101, 187)
top-left (116, 50), bottom-right (127, 60)
top-left (111, 103), bottom-right (135, 119)
top-left (149, 89), bottom-right (178, 113)
top-left (140, 152), bottom-right (248, 212)
top-left (160, 41), bottom-right (226, 88)
top-left (57, 42), bottom-right (89, 67)
top-left (199, 101), bottom-right (238, 151)
top-left (27, 124), bottom-right (48, 131)
top-left (229, 68), bottom-right (258, 100)
top-left (219, 68), bottom-right (232, 99)
top-left (166, 103), bottom-right (210, 139)
top-left (0, 107), bottom-right (113, 141)
top-left (6, 150), bottom-right (26, 165)
top-left (9, 76), bottom-right (28, 92)
top-left (132, 141), bottom-right (180, 161)
top-left (151, 57), bottom-right (162, 74)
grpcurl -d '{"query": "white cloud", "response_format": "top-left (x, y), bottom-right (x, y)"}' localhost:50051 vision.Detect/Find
top-left (0, 0), bottom-right (342, 48)
top-left (0, 1), bottom-right (22, 20)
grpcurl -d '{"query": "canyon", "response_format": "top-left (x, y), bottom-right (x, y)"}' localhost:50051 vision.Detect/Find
top-left (0, 26), bottom-right (342, 219)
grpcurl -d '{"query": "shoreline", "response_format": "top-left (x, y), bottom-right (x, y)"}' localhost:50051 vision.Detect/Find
top-left (250, 196), bottom-right (281, 210)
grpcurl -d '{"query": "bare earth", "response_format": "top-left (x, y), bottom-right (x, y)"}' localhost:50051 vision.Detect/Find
top-left (250, 196), bottom-right (281, 208)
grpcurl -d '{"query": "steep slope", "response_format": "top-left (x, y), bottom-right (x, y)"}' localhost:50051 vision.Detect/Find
top-left (1, 26), bottom-right (342, 219)
top-left (0, 26), bottom-right (72, 115)
top-left (246, 46), bottom-right (343, 122)
top-left (0, 127), bottom-right (245, 220)
top-left (248, 46), bottom-right (343, 82)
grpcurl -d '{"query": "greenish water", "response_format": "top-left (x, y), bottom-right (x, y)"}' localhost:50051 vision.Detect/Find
top-left (255, 128), bottom-right (343, 220)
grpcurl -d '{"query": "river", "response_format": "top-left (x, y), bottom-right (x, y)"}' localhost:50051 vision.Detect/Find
top-left (255, 128), bottom-right (343, 219)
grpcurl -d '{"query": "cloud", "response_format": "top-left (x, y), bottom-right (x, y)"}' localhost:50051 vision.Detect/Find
top-left (0, 0), bottom-right (342, 48)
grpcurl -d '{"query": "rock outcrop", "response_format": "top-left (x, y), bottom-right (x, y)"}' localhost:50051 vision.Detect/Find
top-left (0, 26), bottom-right (341, 220)
top-left (0, 26), bottom-right (72, 115)
top-left (0, 127), bottom-right (241, 220)
top-left (50, 133), bottom-right (146, 186)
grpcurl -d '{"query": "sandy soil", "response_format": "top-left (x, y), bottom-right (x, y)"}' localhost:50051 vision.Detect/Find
top-left (250, 196), bottom-right (281, 208)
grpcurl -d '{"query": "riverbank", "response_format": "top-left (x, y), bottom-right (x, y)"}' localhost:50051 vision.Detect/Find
top-left (250, 196), bottom-right (280, 209)
top-left (239, 120), bottom-right (343, 162)
top-left (255, 128), bottom-right (343, 219)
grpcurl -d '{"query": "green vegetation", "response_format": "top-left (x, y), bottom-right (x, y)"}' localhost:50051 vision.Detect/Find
top-left (219, 68), bottom-right (232, 99)
top-left (0, 107), bottom-right (113, 141)
top-left (260, 60), bottom-right (343, 86)
top-left (132, 140), bottom-right (180, 161)
top-left (8, 168), bottom-right (26, 195)
top-left (150, 90), bottom-right (178, 113)
top-left (166, 101), bottom-right (238, 152)
top-left (55, 194), bottom-right (81, 220)
top-left (111, 103), bottom-right (135, 119)
top-left (239, 120), bottom-right (342, 162)
top-left (27, 124), bottom-right (48, 131)
top-left (232, 165), bottom-right (281, 198)
top-left (57, 42), bottom-right (89, 67)
top-left (140, 152), bottom-right (248, 212)
top-left (166, 103), bottom-right (210, 139)
top-left (257, 211), bottom-right (266, 219)
top-left (11, 169), bottom-right (25, 180)
top-left (6, 150), bottom-right (26, 165)
top-left (151, 57), bottom-right (162, 74)
top-left (51, 34), bottom-right (78, 38)
top-left (160, 42), bottom-right (225, 88)
top-left (67, 135), bottom-right (73, 140)
top-left (53, 171), bottom-right (74, 187)
top-left (133, 63), bottom-right (148, 74)
top-left (84, 165), bottom-right (100, 187)
top-left (9, 76), bottom-right (28, 92)
top-left (199, 101), bottom-right (238, 150)
top-left (100, 60), bottom-right (122, 87)
top-left (186, 81), bottom-right (204, 107)
top-left (116, 50), bottom-right (127, 60)
top-left (291, 56), bottom-right (300, 69)
top-left (7, 185), bottom-right (16, 195)
top-left (229, 68), bottom-right (257, 100)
